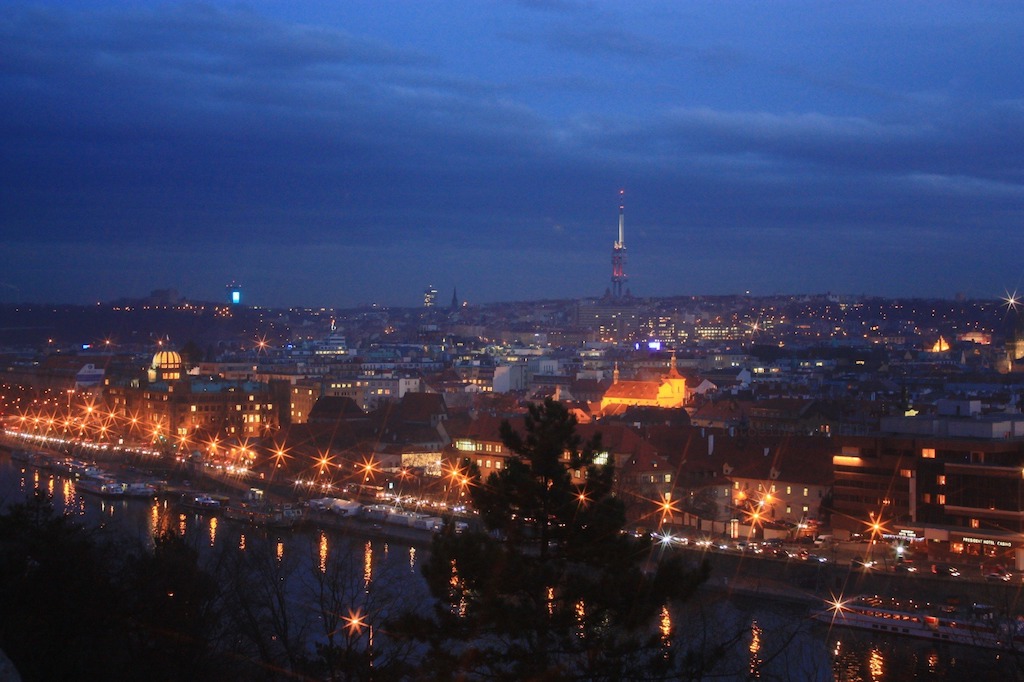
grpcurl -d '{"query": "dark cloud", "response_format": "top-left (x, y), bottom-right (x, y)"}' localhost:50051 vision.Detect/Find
top-left (1, 2), bottom-right (1023, 307)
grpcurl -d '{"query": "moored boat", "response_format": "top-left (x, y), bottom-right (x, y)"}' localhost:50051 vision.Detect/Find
top-left (77, 476), bottom-right (126, 497)
top-left (815, 594), bottom-right (1024, 650)
top-left (122, 482), bottom-right (157, 498)
top-left (52, 457), bottom-right (87, 475)
top-left (223, 502), bottom-right (306, 528)
top-left (178, 493), bottom-right (225, 513)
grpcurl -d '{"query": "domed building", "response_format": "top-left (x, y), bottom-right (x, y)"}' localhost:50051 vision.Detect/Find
top-left (106, 347), bottom-right (280, 444)
top-left (148, 350), bottom-right (183, 384)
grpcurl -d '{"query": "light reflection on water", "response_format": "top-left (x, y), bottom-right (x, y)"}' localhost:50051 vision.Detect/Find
top-left (869, 646), bottom-right (883, 681)
top-left (749, 619), bottom-right (762, 678)
top-left (2, 453), bottom-right (1022, 681)
top-left (363, 540), bottom-right (373, 587)
top-left (825, 628), bottom-right (1017, 682)
top-left (0, 457), bottom-right (422, 570)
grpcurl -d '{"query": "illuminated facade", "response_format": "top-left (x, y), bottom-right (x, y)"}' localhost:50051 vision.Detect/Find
top-left (575, 300), bottom-right (640, 343)
top-left (147, 350), bottom-right (182, 383)
top-left (832, 410), bottom-right (1024, 564)
top-left (106, 378), bottom-right (278, 440)
top-left (105, 351), bottom-right (278, 441)
top-left (289, 379), bottom-right (321, 425)
top-left (600, 355), bottom-right (688, 413)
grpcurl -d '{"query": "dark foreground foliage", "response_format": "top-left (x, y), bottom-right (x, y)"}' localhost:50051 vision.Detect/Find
top-left (389, 399), bottom-right (715, 681)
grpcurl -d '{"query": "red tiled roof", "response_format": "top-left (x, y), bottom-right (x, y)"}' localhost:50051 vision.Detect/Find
top-left (603, 380), bottom-right (661, 401)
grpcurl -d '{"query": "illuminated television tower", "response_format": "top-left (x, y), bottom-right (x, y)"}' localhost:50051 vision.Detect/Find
top-left (611, 189), bottom-right (627, 298)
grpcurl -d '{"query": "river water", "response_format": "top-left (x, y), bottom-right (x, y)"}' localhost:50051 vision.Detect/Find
top-left (1, 449), bottom-right (1020, 681)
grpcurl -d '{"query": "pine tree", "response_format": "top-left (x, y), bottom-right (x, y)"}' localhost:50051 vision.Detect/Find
top-left (395, 399), bottom-right (709, 680)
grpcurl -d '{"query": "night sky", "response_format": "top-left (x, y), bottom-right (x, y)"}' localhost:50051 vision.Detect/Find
top-left (3, 2), bottom-right (1024, 309)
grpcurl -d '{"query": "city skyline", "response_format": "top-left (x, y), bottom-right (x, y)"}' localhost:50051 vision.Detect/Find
top-left (3, 2), bottom-right (1024, 308)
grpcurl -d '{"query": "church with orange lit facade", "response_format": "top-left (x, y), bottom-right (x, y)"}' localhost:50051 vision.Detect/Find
top-left (599, 354), bottom-right (688, 414)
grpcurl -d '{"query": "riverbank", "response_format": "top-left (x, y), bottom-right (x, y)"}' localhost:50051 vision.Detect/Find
top-left (685, 543), bottom-right (1024, 618)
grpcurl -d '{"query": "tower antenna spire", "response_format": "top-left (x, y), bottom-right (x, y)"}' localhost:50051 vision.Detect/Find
top-left (610, 189), bottom-right (627, 297)
top-left (618, 188), bottom-right (625, 248)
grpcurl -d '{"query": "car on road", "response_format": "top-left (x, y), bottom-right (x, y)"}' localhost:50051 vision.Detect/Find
top-left (931, 563), bottom-right (961, 578)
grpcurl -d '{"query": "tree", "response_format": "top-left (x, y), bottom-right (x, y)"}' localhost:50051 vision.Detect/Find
top-left (303, 532), bottom-right (418, 682)
top-left (0, 493), bottom-right (232, 680)
top-left (120, 531), bottom-right (225, 681)
top-left (0, 491), bottom-right (123, 680)
top-left (394, 399), bottom-right (710, 680)
top-left (179, 339), bottom-right (204, 370)
top-left (217, 533), bottom-right (311, 679)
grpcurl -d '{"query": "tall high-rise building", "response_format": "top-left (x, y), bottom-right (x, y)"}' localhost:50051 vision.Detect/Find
top-left (226, 281), bottom-right (242, 306)
top-left (611, 189), bottom-right (627, 298)
top-left (423, 285), bottom-right (438, 308)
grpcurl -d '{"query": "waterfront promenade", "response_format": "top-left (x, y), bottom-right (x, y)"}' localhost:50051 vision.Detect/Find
top-left (6, 432), bottom-right (1024, 618)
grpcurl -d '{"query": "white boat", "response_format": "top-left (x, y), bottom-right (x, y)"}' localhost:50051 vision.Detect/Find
top-left (179, 494), bottom-right (224, 513)
top-left (77, 476), bottom-right (126, 497)
top-left (815, 594), bottom-right (1024, 650)
top-left (122, 482), bottom-right (157, 498)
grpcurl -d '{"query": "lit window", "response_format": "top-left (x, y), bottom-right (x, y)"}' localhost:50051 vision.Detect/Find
top-left (786, 485), bottom-right (792, 495)
top-left (922, 448), bottom-right (935, 459)
top-left (803, 487), bottom-right (809, 497)
top-left (970, 518), bottom-right (980, 529)
top-left (937, 475), bottom-right (946, 485)
top-left (937, 494), bottom-right (946, 505)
